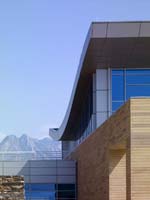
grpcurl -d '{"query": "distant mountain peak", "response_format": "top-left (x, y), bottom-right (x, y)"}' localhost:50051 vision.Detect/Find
top-left (0, 134), bottom-right (61, 159)
top-left (20, 134), bottom-right (28, 138)
top-left (5, 135), bottom-right (17, 139)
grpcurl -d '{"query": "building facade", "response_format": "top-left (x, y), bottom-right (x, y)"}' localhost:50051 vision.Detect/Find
top-left (50, 21), bottom-right (150, 200)
top-left (0, 160), bottom-right (76, 200)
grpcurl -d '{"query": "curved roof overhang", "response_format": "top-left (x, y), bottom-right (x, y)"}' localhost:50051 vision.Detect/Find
top-left (49, 21), bottom-right (150, 141)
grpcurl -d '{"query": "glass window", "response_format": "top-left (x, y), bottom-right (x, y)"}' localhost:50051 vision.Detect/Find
top-left (126, 69), bottom-right (150, 75)
top-left (112, 75), bottom-right (124, 101)
top-left (57, 191), bottom-right (75, 198)
top-left (25, 183), bottom-right (76, 200)
top-left (58, 184), bottom-right (75, 191)
top-left (57, 184), bottom-right (76, 199)
top-left (112, 102), bottom-right (124, 112)
top-left (25, 183), bottom-right (56, 191)
top-left (25, 184), bottom-right (30, 190)
top-left (126, 85), bottom-right (150, 99)
top-left (126, 75), bottom-right (150, 84)
top-left (112, 68), bottom-right (150, 113)
top-left (30, 183), bottom-right (56, 191)
top-left (26, 191), bottom-right (56, 199)
top-left (112, 69), bottom-right (124, 75)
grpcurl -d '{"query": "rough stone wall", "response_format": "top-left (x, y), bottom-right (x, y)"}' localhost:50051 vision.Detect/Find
top-left (67, 98), bottom-right (150, 200)
top-left (68, 100), bottom-right (130, 200)
top-left (0, 176), bottom-right (24, 200)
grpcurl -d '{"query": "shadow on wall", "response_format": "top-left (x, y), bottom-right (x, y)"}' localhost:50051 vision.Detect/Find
top-left (109, 141), bottom-right (127, 200)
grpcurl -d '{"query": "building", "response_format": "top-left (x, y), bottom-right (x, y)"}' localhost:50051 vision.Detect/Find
top-left (0, 155), bottom-right (76, 200)
top-left (50, 21), bottom-right (150, 200)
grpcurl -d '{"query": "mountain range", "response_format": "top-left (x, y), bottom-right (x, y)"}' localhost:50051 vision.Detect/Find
top-left (0, 134), bottom-right (61, 160)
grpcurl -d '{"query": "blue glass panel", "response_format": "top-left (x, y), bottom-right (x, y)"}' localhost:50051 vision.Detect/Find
top-left (126, 75), bottom-right (150, 84)
top-left (25, 184), bottom-right (30, 190)
top-left (112, 69), bottom-right (124, 75)
top-left (25, 183), bottom-right (56, 191)
top-left (112, 101), bottom-right (124, 112)
top-left (126, 69), bottom-right (150, 75)
top-left (30, 183), bottom-right (55, 191)
top-left (112, 75), bottom-right (124, 101)
top-left (25, 191), bottom-right (56, 199)
top-left (25, 183), bottom-right (56, 200)
top-left (126, 85), bottom-right (150, 99)
top-left (112, 68), bottom-right (150, 113)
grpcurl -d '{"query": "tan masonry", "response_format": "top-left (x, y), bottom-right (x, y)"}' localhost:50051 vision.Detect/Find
top-left (67, 98), bottom-right (150, 200)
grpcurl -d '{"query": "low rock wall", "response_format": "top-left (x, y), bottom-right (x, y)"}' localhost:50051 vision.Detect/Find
top-left (0, 176), bottom-right (24, 200)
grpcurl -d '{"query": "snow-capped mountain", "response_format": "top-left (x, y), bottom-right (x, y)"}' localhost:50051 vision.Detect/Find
top-left (0, 134), bottom-right (61, 160)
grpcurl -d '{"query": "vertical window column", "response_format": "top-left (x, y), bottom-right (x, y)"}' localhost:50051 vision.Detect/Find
top-left (95, 69), bottom-right (110, 128)
top-left (112, 69), bottom-right (125, 112)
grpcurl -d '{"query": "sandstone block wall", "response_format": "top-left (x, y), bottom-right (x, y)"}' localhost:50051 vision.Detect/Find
top-left (68, 100), bottom-right (130, 200)
top-left (130, 99), bottom-right (150, 200)
top-left (68, 98), bottom-right (150, 200)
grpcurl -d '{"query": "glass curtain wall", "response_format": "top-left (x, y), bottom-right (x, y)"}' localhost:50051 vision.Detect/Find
top-left (64, 77), bottom-right (93, 152)
top-left (112, 69), bottom-right (150, 112)
top-left (76, 78), bottom-right (93, 143)
top-left (25, 183), bottom-right (76, 200)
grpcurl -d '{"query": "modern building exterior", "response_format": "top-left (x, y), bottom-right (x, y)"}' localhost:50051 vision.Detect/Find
top-left (50, 22), bottom-right (150, 200)
top-left (0, 159), bottom-right (76, 200)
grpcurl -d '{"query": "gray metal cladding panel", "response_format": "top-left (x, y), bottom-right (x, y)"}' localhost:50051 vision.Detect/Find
top-left (3, 167), bottom-right (29, 176)
top-left (140, 22), bottom-right (150, 37)
top-left (0, 162), bottom-right (4, 167)
top-left (92, 23), bottom-right (107, 38)
top-left (57, 176), bottom-right (76, 184)
top-left (30, 160), bottom-right (57, 168)
top-left (30, 167), bottom-right (57, 175)
top-left (30, 175), bottom-right (57, 183)
top-left (56, 160), bottom-right (76, 168)
top-left (107, 22), bottom-right (140, 38)
top-left (24, 176), bottom-right (30, 183)
top-left (0, 160), bottom-right (76, 184)
top-left (57, 167), bottom-right (76, 176)
top-left (0, 168), bottom-right (3, 175)
top-left (3, 161), bottom-right (29, 168)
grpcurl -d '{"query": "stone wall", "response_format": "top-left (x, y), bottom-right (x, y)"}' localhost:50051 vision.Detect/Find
top-left (68, 100), bottom-right (130, 200)
top-left (130, 99), bottom-right (150, 200)
top-left (0, 176), bottom-right (24, 200)
top-left (68, 98), bottom-right (150, 200)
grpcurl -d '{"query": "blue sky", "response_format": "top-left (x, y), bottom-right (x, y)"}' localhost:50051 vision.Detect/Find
top-left (0, 0), bottom-right (150, 140)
